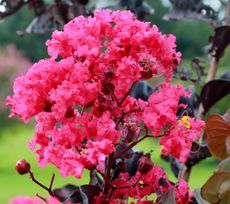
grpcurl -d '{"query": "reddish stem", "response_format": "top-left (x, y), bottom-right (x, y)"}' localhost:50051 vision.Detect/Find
top-left (114, 134), bottom-right (160, 159)
top-left (29, 171), bottom-right (54, 196)
top-left (118, 82), bottom-right (136, 106)
top-left (49, 174), bottom-right (55, 190)
top-left (36, 194), bottom-right (47, 202)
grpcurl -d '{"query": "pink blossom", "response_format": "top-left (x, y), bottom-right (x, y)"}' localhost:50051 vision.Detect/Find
top-left (143, 84), bottom-right (189, 136)
top-left (9, 197), bottom-right (61, 204)
top-left (7, 9), bottom-right (183, 179)
top-left (160, 117), bottom-right (205, 163)
top-left (175, 179), bottom-right (193, 204)
top-left (9, 197), bottom-right (43, 204)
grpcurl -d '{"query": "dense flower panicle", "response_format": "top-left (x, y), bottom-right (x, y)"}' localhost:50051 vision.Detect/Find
top-left (7, 9), bottom-right (182, 179)
top-left (7, 9), bottom-right (203, 203)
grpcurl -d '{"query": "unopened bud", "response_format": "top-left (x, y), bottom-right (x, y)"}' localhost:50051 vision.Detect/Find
top-left (16, 160), bottom-right (31, 175)
top-left (137, 154), bottom-right (153, 174)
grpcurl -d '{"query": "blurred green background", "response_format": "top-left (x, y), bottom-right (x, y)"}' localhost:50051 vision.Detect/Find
top-left (0, 0), bottom-right (229, 203)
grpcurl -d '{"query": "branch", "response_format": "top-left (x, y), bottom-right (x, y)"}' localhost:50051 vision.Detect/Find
top-left (114, 134), bottom-right (163, 159)
top-left (118, 82), bottom-right (137, 106)
top-left (29, 171), bottom-right (54, 196)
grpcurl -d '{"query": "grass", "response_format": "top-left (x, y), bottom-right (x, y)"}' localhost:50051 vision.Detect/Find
top-left (0, 125), bottom-right (88, 203)
top-left (0, 124), bottom-right (217, 203)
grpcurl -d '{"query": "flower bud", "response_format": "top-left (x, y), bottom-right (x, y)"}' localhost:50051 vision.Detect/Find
top-left (137, 154), bottom-right (153, 174)
top-left (16, 160), bottom-right (31, 175)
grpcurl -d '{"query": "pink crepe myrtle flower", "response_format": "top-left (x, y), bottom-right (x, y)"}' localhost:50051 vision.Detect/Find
top-left (159, 116), bottom-right (205, 163)
top-left (9, 196), bottom-right (42, 204)
top-left (143, 84), bottom-right (190, 136)
top-left (6, 9), bottom-right (202, 184)
top-left (9, 196), bottom-right (61, 204)
top-left (175, 179), bottom-right (194, 204)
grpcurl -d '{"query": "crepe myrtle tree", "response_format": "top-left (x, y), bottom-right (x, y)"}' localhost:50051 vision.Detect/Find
top-left (2, 0), bottom-right (230, 204)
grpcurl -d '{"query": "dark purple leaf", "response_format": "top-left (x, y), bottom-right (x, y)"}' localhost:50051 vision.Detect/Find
top-left (164, 0), bottom-right (217, 23)
top-left (53, 184), bottom-right (78, 202)
top-left (77, 0), bottom-right (89, 5)
top-left (89, 170), bottom-right (103, 190)
top-left (209, 26), bottom-right (230, 61)
top-left (68, 185), bottom-right (101, 204)
top-left (112, 144), bottom-right (144, 179)
top-left (21, 1), bottom-right (88, 34)
top-left (185, 144), bottom-right (212, 169)
top-left (200, 79), bottom-right (230, 113)
top-left (54, 184), bottom-right (101, 203)
top-left (119, 0), bottom-right (154, 20)
top-left (29, 0), bottom-right (46, 16)
top-left (130, 81), bottom-right (155, 101)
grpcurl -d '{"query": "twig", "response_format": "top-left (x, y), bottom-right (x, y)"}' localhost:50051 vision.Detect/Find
top-left (29, 171), bottom-right (54, 196)
top-left (118, 82), bottom-right (136, 106)
top-left (36, 193), bottom-right (47, 202)
top-left (114, 134), bottom-right (163, 159)
top-left (49, 174), bottom-right (55, 191)
top-left (197, 57), bottom-right (219, 118)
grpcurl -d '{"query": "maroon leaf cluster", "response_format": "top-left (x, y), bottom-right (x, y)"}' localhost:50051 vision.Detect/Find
top-left (164, 0), bottom-right (217, 23)
top-left (0, 0), bottom-right (154, 34)
top-left (209, 25), bottom-right (230, 61)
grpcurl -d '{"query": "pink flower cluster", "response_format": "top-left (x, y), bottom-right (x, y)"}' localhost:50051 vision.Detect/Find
top-left (7, 9), bottom-right (204, 203)
top-left (9, 196), bottom-right (61, 204)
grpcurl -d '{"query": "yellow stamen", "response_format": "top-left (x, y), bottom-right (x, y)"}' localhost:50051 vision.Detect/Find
top-left (180, 116), bottom-right (191, 129)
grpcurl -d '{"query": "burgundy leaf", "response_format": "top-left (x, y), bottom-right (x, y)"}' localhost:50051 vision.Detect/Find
top-left (53, 184), bottom-right (78, 202)
top-left (119, 0), bottom-right (154, 20)
top-left (164, 0), bottom-right (217, 23)
top-left (205, 114), bottom-right (230, 160)
top-left (200, 79), bottom-right (230, 113)
top-left (89, 170), bottom-right (103, 190)
top-left (69, 185), bottom-right (101, 204)
top-left (53, 184), bottom-right (101, 203)
top-left (209, 26), bottom-right (230, 61)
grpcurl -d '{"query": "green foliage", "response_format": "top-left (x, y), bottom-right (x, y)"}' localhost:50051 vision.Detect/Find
top-left (146, 0), bottom-right (212, 59)
top-left (0, 7), bottom-right (49, 61)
